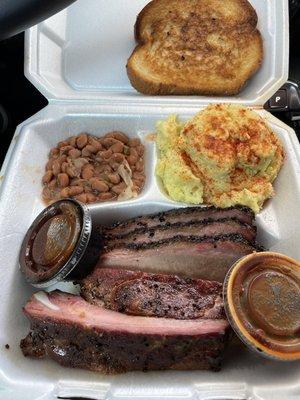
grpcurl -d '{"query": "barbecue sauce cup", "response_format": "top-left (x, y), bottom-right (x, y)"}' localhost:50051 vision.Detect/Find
top-left (223, 252), bottom-right (300, 361)
top-left (19, 199), bottom-right (103, 288)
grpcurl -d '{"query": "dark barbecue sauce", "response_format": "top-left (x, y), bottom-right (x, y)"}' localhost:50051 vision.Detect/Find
top-left (226, 253), bottom-right (300, 360)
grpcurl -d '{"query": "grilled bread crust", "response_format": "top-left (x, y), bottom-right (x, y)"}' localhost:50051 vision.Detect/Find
top-left (127, 0), bottom-right (263, 96)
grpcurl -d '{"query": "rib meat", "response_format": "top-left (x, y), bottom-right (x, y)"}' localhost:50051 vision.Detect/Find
top-left (104, 206), bottom-right (254, 238)
top-left (105, 218), bottom-right (256, 249)
top-left (21, 291), bottom-right (230, 373)
top-left (81, 268), bottom-right (224, 320)
top-left (98, 234), bottom-right (260, 282)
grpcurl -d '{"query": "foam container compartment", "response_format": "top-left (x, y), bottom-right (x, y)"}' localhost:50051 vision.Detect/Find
top-left (25, 0), bottom-right (289, 105)
top-left (0, 0), bottom-right (299, 399)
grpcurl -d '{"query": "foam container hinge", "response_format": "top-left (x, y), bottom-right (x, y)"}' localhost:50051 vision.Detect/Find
top-left (0, 0), bottom-right (299, 399)
top-left (25, 0), bottom-right (289, 106)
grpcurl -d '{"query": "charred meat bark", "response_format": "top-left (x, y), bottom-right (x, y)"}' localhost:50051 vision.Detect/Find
top-left (21, 291), bottom-right (230, 373)
top-left (105, 218), bottom-right (256, 249)
top-left (81, 268), bottom-right (224, 320)
top-left (104, 206), bottom-right (255, 238)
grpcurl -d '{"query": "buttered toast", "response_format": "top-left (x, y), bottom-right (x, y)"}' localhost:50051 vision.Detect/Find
top-left (127, 0), bottom-right (263, 96)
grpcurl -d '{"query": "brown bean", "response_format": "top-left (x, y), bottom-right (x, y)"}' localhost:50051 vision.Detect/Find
top-left (110, 153), bottom-right (125, 164)
top-left (83, 184), bottom-right (93, 193)
top-left (102, 137), bottom-right (118, 149)
top-left (135, 160), bottom-right (144, 172)
top-left (105, 131), bottom-right (129, 144)
top-left (110, 162), bottom-right (121, 172)
top-left (68, 186), bottom-right (84, 196)
top-left (133, 171), bottom-right (145, 181)
top-left (107, 173), bottom-right (121, 184)
top-left (73, 158), bottom-right (89, 170)
top-left (76, 134), bottom-right (88, 149)
top-left (98, 192), bottom-right (116, 202)
top-left (61, 162), bottom-right (68, 173)
top-left (88, 136), bottom-right (102, 151)
top-left (133, 179), bottom-right (145, 191)
top-left (90, 178), bottom-right (109, 193)
top-left (111, 182), bottom-right (126, 194)
top-left (70, 178), bottom-right (86, 186)
top-left (48, 179), bottom-right (57, 189)
top-left (86, 193), bottom-right (97, 203)
top-left (96, 149), bottom-right (113, 161)
top-left (81, 147), bottom-right (92, 157)
top-left (50, 148), bottom-right (59, 157)
top-left (133, 180), bottom-right (145, 188)
top-left (85, 144), bottom-right (98, 154)
top-left (68, 148), bottom-right (81, 159)
top-left (59, 154), bottom-right (67, 163)
top-left (127, 155), bottom-right (138, 166)
top-left (46, 159), bottom-right (54, 171)
top-left (58, 140), bottom-right (69, 148)
top-left (110, 141), bottom-right (124, 154)
top-left (66, 165), bottom-right (79, 178)
top-left (127, 148), bottom-right (138, 165)
top-left (136, 145), bottom-right (144, 157)
top-left (42, 170), bottom-right (53, 184)
top-left (69, 136), bottom-right (77, 147)
top-left (60, 187), bottom-right (70, 198)
top-left (57, 173), bottom-right (69, 188)
top-left (42, 187), bottom-right (52, 200)
top-left (60, 145), bottom-right (74, 155)
top-left (130, 148), bottom-right (138, 158)
top-left (52, 160), bottom-right (61, 175)
top-left (129, 138), bottom-right (141, 147)
top-left (96, 164), bottom-right (113, 174)
top-left (82, 164), bottom-right (94, 179)
top-left (74, 193), bottom-right (87, 203)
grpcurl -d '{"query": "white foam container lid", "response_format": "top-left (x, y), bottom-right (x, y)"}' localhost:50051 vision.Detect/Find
top-left (1, 1), bottom-right (300, 399)
top-left (25, 0), bottom-right (289, 105)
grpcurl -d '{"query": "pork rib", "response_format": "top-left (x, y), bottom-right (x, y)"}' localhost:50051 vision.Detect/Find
top-left (21, 291), bottom-right (230, 373)
top-left (81, 268), bottom-right (224, 320)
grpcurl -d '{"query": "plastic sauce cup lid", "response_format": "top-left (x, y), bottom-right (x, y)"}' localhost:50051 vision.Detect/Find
top-left (19, 199), bottom-right (102, 288)
top-left (223, 252), bottom-right (300, 361)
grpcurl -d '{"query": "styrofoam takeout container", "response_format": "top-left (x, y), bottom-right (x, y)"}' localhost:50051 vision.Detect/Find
top-left (1, 1), bottom-right (300, 399)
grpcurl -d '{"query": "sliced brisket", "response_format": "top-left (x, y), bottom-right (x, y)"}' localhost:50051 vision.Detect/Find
top-left (105, 218), bottom-right (256, 249)
top-left (81, 268), bottom-right (224, 320)
top-left (98, 234), bottom-right (260, 282)
top-left (21, 291), bottom-right (230, 373)
top-left (104, 206), bottom-right (255, 238)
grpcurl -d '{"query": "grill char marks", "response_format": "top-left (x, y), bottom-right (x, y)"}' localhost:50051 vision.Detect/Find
top-left (104, 206), bottom-right (255, 238)
top-left (81, 268), bottom-right (224, 320)
top-left (105, 218), bottom-right (256, 250)
top-left (21, 291), bottom-right (230, 373)
top-left (98, 234), bottom-right (260, 282)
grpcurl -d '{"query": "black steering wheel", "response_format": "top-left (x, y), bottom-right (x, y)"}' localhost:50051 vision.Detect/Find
top-left (0, 0), bottom-right (77, 41)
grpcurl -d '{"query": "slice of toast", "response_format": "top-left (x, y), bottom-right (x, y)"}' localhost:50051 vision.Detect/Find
top-left (127, 0), bottom-right (263, 96)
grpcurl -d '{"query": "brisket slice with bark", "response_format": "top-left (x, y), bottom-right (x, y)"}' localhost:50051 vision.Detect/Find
top-left (81, 268), bottom-right (224, 320)
top-left (104, 206), bottom-right (255, 238)
top-left (105, 218), bottom-right (256, 249)
top-left (98, 234), bottom-right (261, 282)
top-left (21, 291), bottom-right (230, 373)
